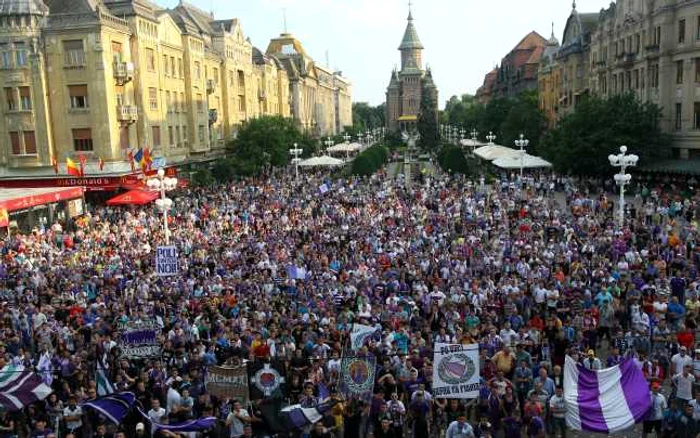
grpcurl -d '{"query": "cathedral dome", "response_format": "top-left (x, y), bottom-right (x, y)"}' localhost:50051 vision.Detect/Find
top-left (0, 0), bottom-right (48, 15)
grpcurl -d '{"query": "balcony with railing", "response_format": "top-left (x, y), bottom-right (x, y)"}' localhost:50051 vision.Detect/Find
top-left (117, 104), bottom-right (138, 123)
top-left (206, 79), bottom-right (216, 94)
top-left (616, 52), bottom-right (636, 69)
top-left (645, 44), bottom-right (660, 59)
top-left (113, 61), bottom-right (134, 85)
top-left (208, 109), bottom-right (218, 125)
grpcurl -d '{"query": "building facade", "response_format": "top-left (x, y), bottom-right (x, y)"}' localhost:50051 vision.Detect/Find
top-left (265, 33), bottom-right (352, 136)
top-left (385, 7), bottom-right (438, 133)
top-left (589, 0), bottom-right (700, 159)
top-left (538, 29), bottom-right (561, 128)
top-left (476, 32), bottom-right (547, 104)
top-left (0, 0), bottom-right (351, 185)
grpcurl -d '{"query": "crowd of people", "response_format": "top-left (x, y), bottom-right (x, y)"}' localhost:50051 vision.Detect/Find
top-left (0, 166), bottom-right (699, 438)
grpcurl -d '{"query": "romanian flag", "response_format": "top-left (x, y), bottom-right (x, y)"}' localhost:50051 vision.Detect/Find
top-left (141, 148), bottom-right (153, 172)
top-left (66, 157), bottom-right (81, 177)
top-left (133, 148), bottom-right (143, 166)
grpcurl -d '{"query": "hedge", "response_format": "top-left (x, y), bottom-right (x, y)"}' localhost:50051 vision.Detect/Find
top-left (350, 145), bottom-right (390, 176)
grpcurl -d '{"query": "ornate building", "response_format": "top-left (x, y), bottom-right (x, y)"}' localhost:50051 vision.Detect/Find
top-left (538, 27), bottom-right (561, 128)
top-left (589, 0), bottom-right (700, 159)
top-left (476, 31), bottom-right (547, 104)
top-left (265, 33), bottom-right (352, 136)
top-left (385, 6), bottom-right (438, 133)
top-left (0, 0), bottom-right (351, 187)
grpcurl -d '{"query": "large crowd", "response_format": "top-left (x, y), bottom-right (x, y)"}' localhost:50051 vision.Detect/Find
top-left (0, 167), bottom-right (699, 438)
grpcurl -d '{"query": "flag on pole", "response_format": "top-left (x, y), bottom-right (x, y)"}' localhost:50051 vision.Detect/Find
top-left (280, 401), bottom-right (338, 431)
top-left (564, 356), bottom-right (650, 433)
top-left (0, 364), bottom-right (52, 411)
top-left (78, 154), bottom-right (87, 176)
top-left (51, 155), bottom-right (58, 174)
top-left (96, 361), bottom-right (115, 397)
top-left (37, 352), bottom-right (53, 386)
top-left (349, 323), bottom-right (377, 351)
top-left (66, 157), bottom-right (81, 177)
top-left (98, 156), bottom-right (105, 171)
top-left (81, 392), bottom-right (135, 425)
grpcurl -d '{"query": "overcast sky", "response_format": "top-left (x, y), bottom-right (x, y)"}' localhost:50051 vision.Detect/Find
top-left (161, 0), bottom-right (612, 108)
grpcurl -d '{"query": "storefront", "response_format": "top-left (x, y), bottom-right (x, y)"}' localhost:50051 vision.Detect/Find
top-left (0, 187), bottom-right (85, 233)
top-left (0, 167), bottom-right (178, 191)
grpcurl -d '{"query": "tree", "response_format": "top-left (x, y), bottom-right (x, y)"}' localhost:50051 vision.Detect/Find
top-left (191, 168), bottom-right (216, 187)
top-left (538, 93), bottom-right (668, 175)
top-left (228, 115), bottom-right (309, 174)
top-left (352, 102), bottom-right (385, 132)
top-left (500, 90), bottom-right (544, 152)
top-left (417, 85), bottom-right (439, 151)
top-left (437, 146), bottom-right (476, 175)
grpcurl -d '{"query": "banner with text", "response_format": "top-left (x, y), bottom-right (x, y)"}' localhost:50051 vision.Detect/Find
top-left (156, 245), bottom-right (178, 276)
top-left (432, 343), bottom-right (480, 399)
top-left (118, 319), bottom-right (162, 359)
top-left (206, 365), bottom-right (249, 403)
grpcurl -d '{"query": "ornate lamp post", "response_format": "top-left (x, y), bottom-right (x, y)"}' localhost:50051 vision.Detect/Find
top-left (289, 143), bottom-right (303, 182)
top-left (514, 133), bottom-right (529, 183)
top-left (470, 128), bottom-right (479, 154)
top-left (146, 168), bottom-right (178, 244)
top-left (486, 131), bottom-right (496, 145)
top-left (324, 137), bottom-right (334, 154)
top-left (608, 145), bottom-right (638, 226)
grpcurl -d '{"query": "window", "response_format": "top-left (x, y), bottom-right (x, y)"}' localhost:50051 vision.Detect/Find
top-left (653, 26), bottom-right (661, 46)
top-left (1, 49), bottom-right (10, 69)
top-left (182, 126), bottom-right (187, 143)
top-left (634, 70), bottom-right (639, 89)
top-left (115, 85), bottom-right (124, 106)
top-left (178, 58), bottom-right (183, 78)
top-left (170, 57), bottom-right (175, 78)
top-left (695, 102), bottom-right (700, 129)
top-left (5, 87), bottom-right (15, 110)
top-left (676, 103), bottom-right (683, 131)
top-left (68, 85), bottom-right (88, 108)
top-left (163, 55), bottom-right (169, 75)
top-left (677, 60), bottom-right (685, 84)
top-left (148, 87), bottom-right (157, 110)
top-left (111, 41), bottom-right (123, 63)
top-left (152, 126), bottom-right (160, 147)
top-left (651, 64), bottom-right (659, 88)
top-left (119, 127), bottom-right (128, 150)
top-left (198, 125), bottom-right (205, 143)
top-left (175, 126), bottom-right (180, 144)
top-left (679, 19), bottom-right (686, 44)
top-left (696, 58), bottom-right (700, 83)
top-left (697, 16), bottom-right (700, 40)
top-left (635, 34), bottom-right (640, 53)
top-left (194, 62), bottom-right (201, 80)
top-left (19, 86), bottom-right (30, 110)
top-left (165, 91), bottom-right (171, 112)
top-left (15, 44), bottom-right (26, 67)
top-left (23, 131), bottom-right (36, 154)
top-left (179, 92), bottom-right (184, 111)
top-left (63, 40), bottom-right (85, 66)
top-left (196, 93), bottom-right (203, 112)
top-left (213, 68), bottom-right (219, 84)
top-left (168, 126), bottom-right (173, 145)
top-left (146, 48), bottom-right (155, 71)
top-left (9, 132), bottom-right (20, 155)
top-left (72, 128), bottom-right (93, 151)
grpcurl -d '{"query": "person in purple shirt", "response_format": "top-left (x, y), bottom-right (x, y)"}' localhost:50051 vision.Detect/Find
top-left (607, 346), bottom-right (624, 368)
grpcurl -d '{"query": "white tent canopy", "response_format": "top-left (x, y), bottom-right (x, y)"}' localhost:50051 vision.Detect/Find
top-left (298, 155), bottom-right (345, 167)
top-left (327, 142), bottom-right (362, 153)
top-left (492, 154), bottom-right (552, 169)
top-left (474, 145), bottom-right (521, 161)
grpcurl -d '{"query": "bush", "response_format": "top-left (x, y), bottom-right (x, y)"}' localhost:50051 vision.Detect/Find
top-left (437, 146), bottom-right (475, 175)
top-left (191, 168), bottom-right (216, 187)
top-left (351, 145), bottom-right (390, 176)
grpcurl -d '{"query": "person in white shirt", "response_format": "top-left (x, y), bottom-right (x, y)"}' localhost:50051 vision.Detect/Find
top-left (672, 347), bottom-right (694, 375)
top-left (549, 386), bottom-right (567, 437)
top-left (147, 398), bottom-right (167, 427)
top-left (445, 415), bottom-right (475, 438)
top-left (673, 364), bottom-right (696, 405)
top-left (62, 395), bottom-right (82, 435)
top-left (583, 350), bottom-right (602, 370)
top-left (225, 400), bottom-right (250, 438)
top-left (689, 391), bottom-right (700, 420)
top-left (644, 383), bottom-right (667, 438)
top-left (166, 382), bottom-right (182, 416)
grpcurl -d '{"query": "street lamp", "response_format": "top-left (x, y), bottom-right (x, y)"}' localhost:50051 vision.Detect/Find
top-left (514, 133), bottom-right (529, 183)
top-left (470, 129), bottom-right (479, 154)
top-left (343, 133), bottom-right (351, 143)
top-left (324, 136), bottom-right (334, 154)
top-left (486, 131), bottom-right (496, 145)
top-left (289, 143), bottom-right (303, 182)
top-left (608, 145), bottom-right (638, 226)
top-left (146, 168), bottom-right (178, 245)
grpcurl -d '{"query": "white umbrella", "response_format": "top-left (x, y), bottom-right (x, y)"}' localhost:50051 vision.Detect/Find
top-left (474, 145), bottom-right (521, 161)
top-left (492, 154), bottom-right (552, 169)
top-left (298, 155), bottom-right (345, 167)
top-left (327, 143), bottom-right (362, 153)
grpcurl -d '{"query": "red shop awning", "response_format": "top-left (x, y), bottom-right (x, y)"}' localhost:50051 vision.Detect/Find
top-left (106, 189), bottom-right (159, 206)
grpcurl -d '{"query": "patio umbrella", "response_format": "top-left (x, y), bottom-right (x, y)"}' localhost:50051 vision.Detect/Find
top-left (106, 189), bottom-right (159, 206)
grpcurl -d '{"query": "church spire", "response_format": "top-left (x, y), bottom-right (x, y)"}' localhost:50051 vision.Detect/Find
top-left (398, 1), bottom-right (424, 51)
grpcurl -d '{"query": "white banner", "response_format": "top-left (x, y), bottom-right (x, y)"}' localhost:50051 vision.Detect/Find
top-left (155, 245), bottom-right (178, 276)
top-left (432, 343), bottom-right (480, 399)
top-left (350, 324), bottom-right (376, 351)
